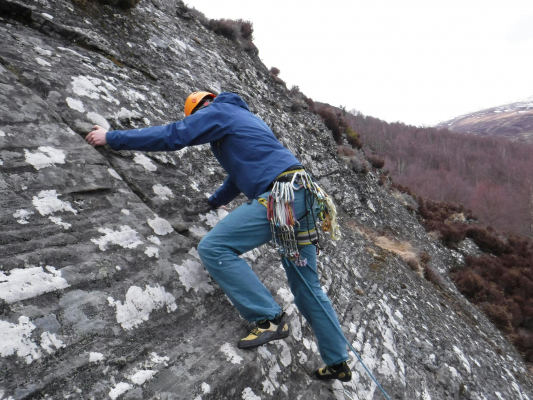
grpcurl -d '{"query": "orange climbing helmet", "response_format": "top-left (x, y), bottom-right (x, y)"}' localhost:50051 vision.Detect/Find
top-left (184, 91), bottom-right (216, 116)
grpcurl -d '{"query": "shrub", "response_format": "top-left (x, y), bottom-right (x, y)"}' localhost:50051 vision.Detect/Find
top-left (346, 126), bottom-right (363, 149)
top-left (391, 182), bottom-right (417, 198)
top-left (239, 20), bottom-right (254, 40)
top-left (453, 269), bottom-right (488, 301)
top-left (270, 67), bottom-right (280, 76)
top-left (423, 220), bottom-right (466, 245)
top-left (481, 303), bottom-right (512, 331)
top-left (269, 67), bottom-right (286, 87)
top-left (338, 145), bottom-right (356, 157)
top-left (419, 251), bottom-right (431, 267)
top-left (349, 155), bottom-right (368, 174)
top-left (407, 259), bottom-right (420, 272)
top-left (465, 226), bottom-right (509, 255)
top-left (315, 107), bottom-right (347, 144)
top-left (305, 97), bottom-right (315, 111)
top-left (512, 329), bottom-right (533, 359)
top-left (210, 18), bottom-right (240, 40)
top-left (367, 154), bottom-right (385, 169)
top-left (184, 11), bottom-right (256, 50)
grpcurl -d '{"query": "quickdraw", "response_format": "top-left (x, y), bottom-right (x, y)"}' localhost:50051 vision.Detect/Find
top-left (266, 170), bottom-right (341, 265)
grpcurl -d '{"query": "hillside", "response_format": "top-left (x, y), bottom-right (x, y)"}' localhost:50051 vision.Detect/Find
top-left (326, 106), bottom-right (533, 237)
top-left (438, 97), bottom-right (533, 143)
top-left (1, 1), bottom-right (533, 399)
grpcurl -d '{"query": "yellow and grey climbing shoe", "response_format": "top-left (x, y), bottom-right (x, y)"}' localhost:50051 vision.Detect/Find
top-left (314, 361), bottom-right (352, 382)
top-left (238, 312), bottom-right (289, 349)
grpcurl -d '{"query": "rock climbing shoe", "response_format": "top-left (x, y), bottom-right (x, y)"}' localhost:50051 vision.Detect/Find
top-left (314, 361), bottom-right (352, 382)
top-left (238, 312), bottom-right (289, 349)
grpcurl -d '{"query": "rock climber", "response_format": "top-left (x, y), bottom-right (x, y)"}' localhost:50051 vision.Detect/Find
top-left (85, 91), bottom-right (352, 382)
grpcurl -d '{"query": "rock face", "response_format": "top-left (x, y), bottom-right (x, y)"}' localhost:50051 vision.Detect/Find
top-left (0, 1), bottom-right (532, 399)
top-left (439, 97), bottom-right (533, 143)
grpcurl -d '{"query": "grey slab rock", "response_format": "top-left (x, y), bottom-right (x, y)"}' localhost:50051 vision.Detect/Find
top-left (0, 0), bottom-right (532, 399)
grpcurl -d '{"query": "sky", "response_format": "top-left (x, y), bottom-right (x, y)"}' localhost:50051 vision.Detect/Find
top-left (191, 0), bottom-right (533, 127)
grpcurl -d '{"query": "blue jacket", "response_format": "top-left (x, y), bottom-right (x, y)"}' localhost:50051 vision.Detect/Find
top-left (106, 92), bottom-right (301, 207)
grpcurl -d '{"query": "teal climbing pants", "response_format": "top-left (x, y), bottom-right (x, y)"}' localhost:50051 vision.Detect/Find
top-left (197, 187), bottom-right (349, 366)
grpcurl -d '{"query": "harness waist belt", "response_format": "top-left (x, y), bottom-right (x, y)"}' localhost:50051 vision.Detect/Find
top-left (267, 167), bottom-right (305, 190)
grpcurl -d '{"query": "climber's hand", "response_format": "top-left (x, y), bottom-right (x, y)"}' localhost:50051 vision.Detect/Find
top-left (86, 125), bottom-right (108, 147)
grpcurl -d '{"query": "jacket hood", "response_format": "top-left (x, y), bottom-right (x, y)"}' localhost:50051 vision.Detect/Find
top-left (212, 92), bottom-right (250, 111)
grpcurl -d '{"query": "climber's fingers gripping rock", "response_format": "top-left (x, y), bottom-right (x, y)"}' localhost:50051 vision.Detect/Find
top-left (85, 125), bottom-right (108, 147)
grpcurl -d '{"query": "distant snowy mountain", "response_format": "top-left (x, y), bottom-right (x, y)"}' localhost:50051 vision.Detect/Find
top-left (438, 97), bottom-right (533, 142)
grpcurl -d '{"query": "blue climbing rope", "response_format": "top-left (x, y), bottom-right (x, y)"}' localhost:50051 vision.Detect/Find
top-left (288, 259), bottom-right (392, 400)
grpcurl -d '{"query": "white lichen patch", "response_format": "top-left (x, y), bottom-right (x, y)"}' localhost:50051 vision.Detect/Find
top-left (199, 209), bottom-right (229, 228)
top-left (153, 184), bottom-right (173, 200)
top-left (66, 97), bottom-right (85, 112)
top-left (58, 47), bottom-right (90, 61)
top-left (35, 46), bottom-right (52, 56)
top-left (147, 215), bottom-right (173, 235)
top-left (148, 236), bottom-right (161, 245)
top-left (0, 266), bottom-right (69, 304)
top-left (89, 352), bottom-right (105, 362)
top-left (149, 352), bottom-right (169, 366)
top-left (145, 246), bottom-right (159, 258)
top-left (127, 370), bottom-right (157, 385)
top-left (298, 351), bottom-right (308, 365)
top-left (24, 146), bottom-right (66, 170)
top-left (174, 259), bottom-right (213, 294)
top-left (241, 388), bottom-right (261, 400)
top-left (109, 382), bottom-right (132, 400)
top-left (190, 180), bottom-right (200, 192)
top-left (40, 332), bottom-right (65, 354)
top-left (32, 190), bottom-right (76, 216)
top-left (108, 168), bottom-right (123, 180)
top-left (201, 383), bottom-right (211, 394)
top-left (220, 342), bottom-right (243, 364)
top-left (115, 107), bottom-right (140, 120)
top-left (277, 287), bottom-right (295, 316)
top-left (378, 353), bottom-right (396, 377)
top-left (133, 153), bottom-right (157, 171)
top-left (189, 225), bottom-right (208, 238)
top-left (274, 341), bottom-right (292, 367)
top-left (49, 216), bottom-right (72, 229)
top-left (124, 88), bottom-right (146, 103)
top-left (302, 338), bottom-right (319, 356)
top-left (91, 225), bottom-right (143, 251)
top-left (121, 209), bottom-right (130, 215)
top-left (36, 57), bottom-right (51, 67)
top-left (151, 153), bottom-right (175, 165)
top-left (107, 285), bottom-right (177, 330)
top-left (86, 112), bottom-right (110, 130)
top-left (453, 346), bottom-right (472, 374)
top-left (241, 248), bottom-right (261, 262)
top-left (0, 316), bottom-right (41, 364)
top-left (262, 379), bottom-right (276, 395)
top-left (13, 209), bottom-right (34, 224)
top-left (0, 130), bottom-right (5, 136)
top-left (71, 75), bottom-right (118, 104)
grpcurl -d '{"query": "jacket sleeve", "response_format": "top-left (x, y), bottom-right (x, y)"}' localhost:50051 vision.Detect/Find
top-left (106, 106), bottom-right (233, 152)
top-left (208, 176), bottom-right (241, 207)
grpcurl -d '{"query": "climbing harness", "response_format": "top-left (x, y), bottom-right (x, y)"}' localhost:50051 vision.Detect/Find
top-left (289, 258), bottom-right (392, 400)
top-left (265, 169), bottom-right (341, 265)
